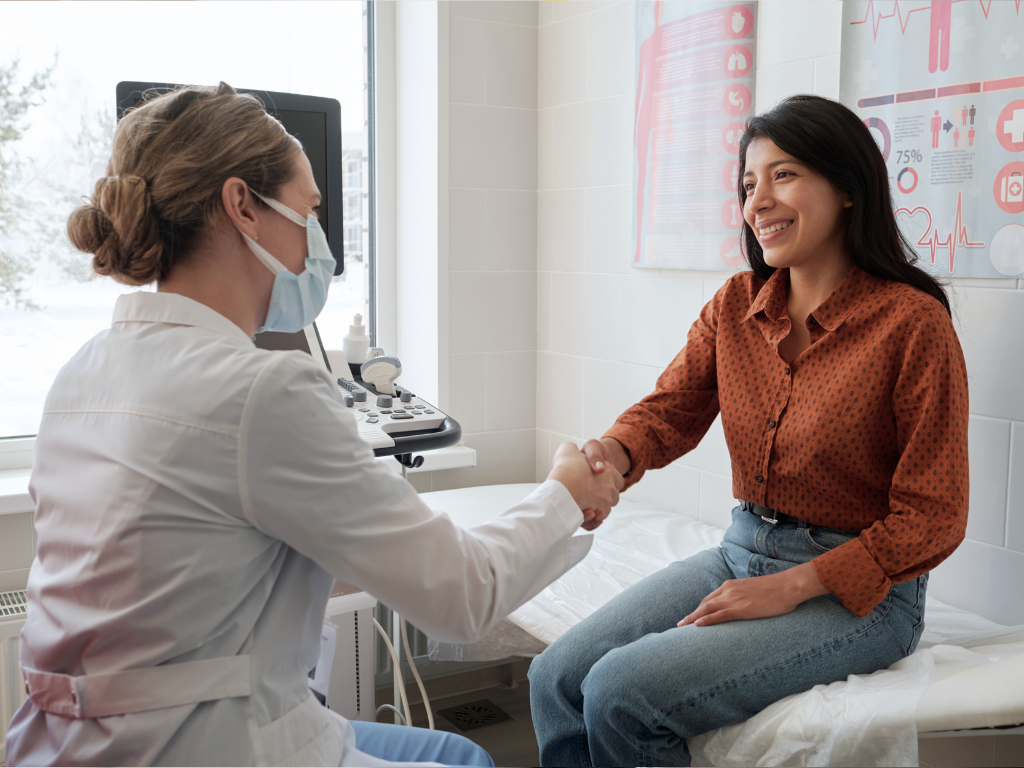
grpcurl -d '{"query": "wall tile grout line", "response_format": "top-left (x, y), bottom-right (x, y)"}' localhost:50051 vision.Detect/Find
top-left (1006, 424), bottom-right (1015, 550)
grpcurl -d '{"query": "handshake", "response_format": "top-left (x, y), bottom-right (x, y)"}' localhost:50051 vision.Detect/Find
top-left (547, 438), bottom-right (631, 531)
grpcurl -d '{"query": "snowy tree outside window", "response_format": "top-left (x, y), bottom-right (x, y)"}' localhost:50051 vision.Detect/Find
top-left (0, 1), bottom-right (371, 438)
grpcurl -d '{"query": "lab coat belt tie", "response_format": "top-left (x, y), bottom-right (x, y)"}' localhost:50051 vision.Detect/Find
top-left (21, 655), bottom-right (251, 720)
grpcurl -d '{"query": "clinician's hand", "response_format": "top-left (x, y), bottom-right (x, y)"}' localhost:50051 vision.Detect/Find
top-left (677, 561), bottom-right (830, 627)
top-left (548, 442), bottom-right (624, 529)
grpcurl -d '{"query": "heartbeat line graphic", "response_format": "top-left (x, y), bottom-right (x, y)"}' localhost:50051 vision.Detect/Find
top-left (852, 0), bottom-right (1020, 41)
top-left (896, 191), bottom-right (985, 273)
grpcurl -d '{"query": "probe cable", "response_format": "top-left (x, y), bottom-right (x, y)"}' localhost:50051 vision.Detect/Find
top-left (401, 616), bottom-right (435, 730)
top-left (372, 617), bottom-right (412, 727)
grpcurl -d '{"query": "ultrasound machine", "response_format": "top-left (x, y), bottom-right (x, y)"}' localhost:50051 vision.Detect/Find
top-left (115, 82), bottom-right (461, 469)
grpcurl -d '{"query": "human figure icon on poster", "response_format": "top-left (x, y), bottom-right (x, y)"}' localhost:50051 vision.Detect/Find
top-left (633, 0), bottom-right (668, 263)
top-left (969, 105), bottom-right (976, 126)
top-left (961, 105), bottom-right (968, 126)
top-left (954, 126), bottom-right (960, 147)
top-left (968, 126), bottom-right (975, 146)
top-left (929, 1), bottom-right (952, 74)
top-left (931, 110), bottom-right (942, 148)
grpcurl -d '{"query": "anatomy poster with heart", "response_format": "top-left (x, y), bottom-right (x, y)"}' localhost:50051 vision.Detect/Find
top-left (631, 1), bottom-right (757, 270)
top-left (841, 1), bottom-right (1024, 277)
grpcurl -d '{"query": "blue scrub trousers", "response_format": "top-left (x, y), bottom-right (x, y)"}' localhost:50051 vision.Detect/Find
top-left (349, 721), bottom-right (494, 766)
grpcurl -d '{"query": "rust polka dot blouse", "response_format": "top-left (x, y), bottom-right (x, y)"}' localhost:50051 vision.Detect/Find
top-left (604, 266), bottom-right (969, 618)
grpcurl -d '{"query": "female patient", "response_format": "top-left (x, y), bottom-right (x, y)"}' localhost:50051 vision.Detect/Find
top-left (528, 95), bottom-right (969, 767)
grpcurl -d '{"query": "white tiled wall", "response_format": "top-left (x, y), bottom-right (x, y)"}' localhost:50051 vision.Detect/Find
top-left (535, 0), bottom-right (1024, 623)
top-left (413, 1), bottom-right (541, 493)
top-left (535, 0), bottom-right (758, 527)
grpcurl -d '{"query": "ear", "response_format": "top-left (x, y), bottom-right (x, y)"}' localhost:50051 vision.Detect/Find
top-left (842, 195), bottom-right (853, 209)
top-left (220, 177), bottom-right (260, 239)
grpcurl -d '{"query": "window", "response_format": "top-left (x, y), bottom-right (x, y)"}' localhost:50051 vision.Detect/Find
top-left (0, 1), bottom-right (373, 439)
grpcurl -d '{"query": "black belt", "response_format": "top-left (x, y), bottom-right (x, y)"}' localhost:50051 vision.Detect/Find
top-left (740, 500), bottom-right (807, 526)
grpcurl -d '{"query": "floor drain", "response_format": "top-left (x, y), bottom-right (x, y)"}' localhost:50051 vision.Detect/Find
top-left (436, 699), bottom-right (513, 732)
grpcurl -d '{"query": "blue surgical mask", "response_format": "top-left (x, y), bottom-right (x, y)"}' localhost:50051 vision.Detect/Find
top-left (240, 190), bottom-right (336, 334)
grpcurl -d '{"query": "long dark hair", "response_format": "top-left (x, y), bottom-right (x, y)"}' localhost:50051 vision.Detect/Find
top-left (737, 95), bottom-right (950, 315)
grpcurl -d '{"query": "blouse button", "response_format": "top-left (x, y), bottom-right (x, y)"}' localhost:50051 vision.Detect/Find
top-left (756, 475), bottom-right (764, 483)
top-left (768, 419), bottom-right (776, 428)
top-left (785, 368), bottom-right (791, 375)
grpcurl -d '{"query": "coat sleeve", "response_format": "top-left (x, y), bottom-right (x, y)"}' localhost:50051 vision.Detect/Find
top-left (236, 355), bottom-right (592, 644)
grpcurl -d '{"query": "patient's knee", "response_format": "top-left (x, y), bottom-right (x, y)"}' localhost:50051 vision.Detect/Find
top-left (580, 649), bottom-right (649, 727)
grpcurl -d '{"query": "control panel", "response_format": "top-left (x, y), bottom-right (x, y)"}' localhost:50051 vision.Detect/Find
top-left (337, 376), bottom-right (451, 453)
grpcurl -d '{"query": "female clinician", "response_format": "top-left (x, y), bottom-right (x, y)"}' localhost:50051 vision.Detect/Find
top-left (5, 83), bottom-right (623, 768)
top-left (528, 95), bottom-right (970, 767)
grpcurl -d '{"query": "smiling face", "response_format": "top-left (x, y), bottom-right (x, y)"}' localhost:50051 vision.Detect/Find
top-left (742, 137), bottom-right (851, 272)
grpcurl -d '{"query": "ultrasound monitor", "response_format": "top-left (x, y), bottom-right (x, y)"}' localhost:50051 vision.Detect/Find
top-left (253, 325), bottom-right (333, 374)
top-left (115, 82), bottom-right (344, 276)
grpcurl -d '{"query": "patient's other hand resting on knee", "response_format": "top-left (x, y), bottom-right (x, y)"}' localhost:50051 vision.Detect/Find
top-left (547, 442), bottom-right (623, 531)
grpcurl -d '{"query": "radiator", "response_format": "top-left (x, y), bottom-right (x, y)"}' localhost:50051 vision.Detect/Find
top-left (0, 591), bottom-right (27, 767)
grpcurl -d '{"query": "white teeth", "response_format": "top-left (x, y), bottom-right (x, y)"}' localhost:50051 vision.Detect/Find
top-left (759, 221), bottom-right (793, 236)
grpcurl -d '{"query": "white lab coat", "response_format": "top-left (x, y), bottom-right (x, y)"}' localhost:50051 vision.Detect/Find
top-left (5, 292), bottom-right (592, 767)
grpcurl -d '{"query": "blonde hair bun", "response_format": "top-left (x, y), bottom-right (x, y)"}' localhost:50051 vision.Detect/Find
top-left (68, 175), bottom-right (164, 286)
top-left (67, 82), bottom-right (299, 286)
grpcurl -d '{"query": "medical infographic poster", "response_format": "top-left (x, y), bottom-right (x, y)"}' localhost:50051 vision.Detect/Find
top-left (632, 1), bottom-right (757, 270)
top-left (841, 1), bottom-right (1024, 278)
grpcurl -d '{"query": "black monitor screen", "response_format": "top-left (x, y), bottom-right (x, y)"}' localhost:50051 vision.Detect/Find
top-left (270, 109), bottom-right (328, 245)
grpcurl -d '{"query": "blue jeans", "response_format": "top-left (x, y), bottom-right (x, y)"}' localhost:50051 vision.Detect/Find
top-left (349, 721), bottom-right (494, 766)
top-left (528, 506), bottom-right (928, 767)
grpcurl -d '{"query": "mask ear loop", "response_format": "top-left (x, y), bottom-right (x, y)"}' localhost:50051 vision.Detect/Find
top-left (240, 231), bottom-right (287, 275)
top-left (250, 189), bottom-right (309, 228)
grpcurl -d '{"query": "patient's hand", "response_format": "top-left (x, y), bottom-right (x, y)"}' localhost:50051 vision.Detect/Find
top-left (578, 438), bottom-right (632, 529)
top-left (547, 442), bottom-right (623, 529)
top-left (677, 561), bottom-right (830, 627)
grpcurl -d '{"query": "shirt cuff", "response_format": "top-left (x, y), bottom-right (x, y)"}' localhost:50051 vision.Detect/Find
top-left (812, 538), bottom-right (892, 617)
top-left (602, 423), bottom-right (649, 491)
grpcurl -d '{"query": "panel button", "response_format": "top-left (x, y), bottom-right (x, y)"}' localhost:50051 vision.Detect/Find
top-left (381, 410), bottom-right (393, 414)
top-left (377, 395), bottom-right (393, 408)
top-left (344, 395), bottom-right (354, 407)
top-left (425, 410), bottom-right (435, 414)
top-left (400, 392), bottom-right (413, 403)
top-left (353, 391), bottom-right (366, 402)
top-left (366, 418), bottom-right (378, 424)
top-left (359, 408), bottom-right (371, 412)
top-left (368, 412), bottom-right (379, 417)
top-left (756, 475), bottom-right (764, 483)
top-left (391, 413), bottom-right (414, 420)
